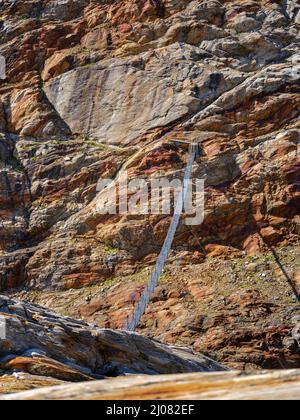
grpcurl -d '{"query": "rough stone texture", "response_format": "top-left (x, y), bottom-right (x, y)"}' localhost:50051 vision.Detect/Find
top-left (44, 44), bottom-right (242, 145)
top-left (0, 294), bottom-right (224, 393)
top-left (2, 369), bottom-right (300, 400)
top-left (12, 245), bottom-right (300, 371)
top-left (0, 374), bottom-right (66, 395)
top-left (0, 0), bottom-right (299, 376)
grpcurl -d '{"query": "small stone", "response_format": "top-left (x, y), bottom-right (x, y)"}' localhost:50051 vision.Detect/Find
top-left (282, 337), bottom-right (298, 351)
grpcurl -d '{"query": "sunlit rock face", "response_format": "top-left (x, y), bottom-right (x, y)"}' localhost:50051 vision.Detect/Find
top-left (0, 294), bottom-right (224, 394)
top-left (2, 370), bottom-right (300, 400)
top-left (0, 0), bottom-right (299, 371)
top-left (43, 43), bottom-right (245, 145)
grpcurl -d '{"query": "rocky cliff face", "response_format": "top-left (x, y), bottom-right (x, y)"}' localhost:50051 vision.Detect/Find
top-left (0, 294), bottom-right (223, 393)
top-left (0, 0), bottom-right (299, 372)
top-left (3, 369), bottom-right (300, 400)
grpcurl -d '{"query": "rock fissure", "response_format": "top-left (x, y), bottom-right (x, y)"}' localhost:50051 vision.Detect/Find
top-left (0, 0), bottom-right (299, 384)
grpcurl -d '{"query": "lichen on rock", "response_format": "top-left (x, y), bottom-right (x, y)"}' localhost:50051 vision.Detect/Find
top-left (0, 0), bottom-right (299, 393)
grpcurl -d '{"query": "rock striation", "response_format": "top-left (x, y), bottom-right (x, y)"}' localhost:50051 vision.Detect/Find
top-left (0, 294), bottom-right (224, 394)
top-left (2, 369), bottom-right (300, 400)
top-left (0, 0), bottom-right (299, 372)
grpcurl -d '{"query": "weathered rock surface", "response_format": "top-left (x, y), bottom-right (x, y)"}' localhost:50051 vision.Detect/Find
top-left (0, 0), bottom-right (299, 373)
top-left (44, 43), bottom-right (243, 145)
top-left (2, 369), bottom-right (300, 400)
top-left (0, 373), bottom-right (66, 395)
top-left (0, 294), bottom-right (224, 393)
top-left (13, 245), bottom-right (300, 371)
